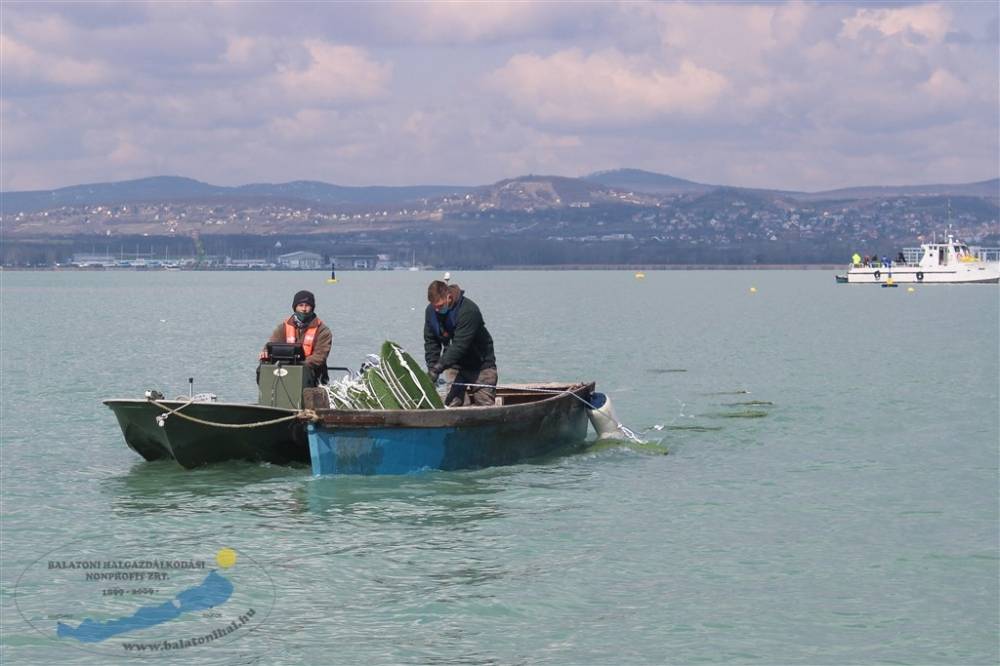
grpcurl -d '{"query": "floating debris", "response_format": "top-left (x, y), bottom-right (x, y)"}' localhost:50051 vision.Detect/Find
top-left (702, 390), bottom-right (750, 396)
top-left (647, 368), bottom-right (687, 374)
top-left (721, 400), bottom-right (774, 407)
top-left (662, 425), bottom-right (723, 432)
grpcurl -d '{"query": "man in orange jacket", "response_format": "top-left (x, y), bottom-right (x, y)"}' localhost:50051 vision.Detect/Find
top-left (261, 290), bottom-right (333, 385)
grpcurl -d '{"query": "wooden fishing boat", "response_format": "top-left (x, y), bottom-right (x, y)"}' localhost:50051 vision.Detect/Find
top-left (303, 382), bottom-right (595, 475)
top-left (104, 382), bottom-right (597, 473)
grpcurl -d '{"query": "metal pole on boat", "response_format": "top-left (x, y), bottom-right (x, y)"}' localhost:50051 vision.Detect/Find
top-left (189, 377), bottom-right (194, 398)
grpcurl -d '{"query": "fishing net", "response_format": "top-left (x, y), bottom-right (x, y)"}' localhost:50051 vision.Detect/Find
top-left (323, 341), bottom-right (444, 410)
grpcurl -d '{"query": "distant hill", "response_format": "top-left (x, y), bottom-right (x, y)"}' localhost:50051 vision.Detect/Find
top-left (583, 169), bottom-right (999, 201)
top-left (232, 180), bottom-right (472, 205)
top-left (800, 179), bottom-right (1000, 201)
top-left (2, 171), bottom-right (996, 215)
top-left (0, 176), bottom-right (472, 213)
top-left (472, 175), bottom-right (616, 209)
top-left (583, 168), bottom-right (712, 194)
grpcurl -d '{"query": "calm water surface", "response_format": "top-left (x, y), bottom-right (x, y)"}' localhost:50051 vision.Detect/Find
top-left (1, 270), bottom-right (997, 665)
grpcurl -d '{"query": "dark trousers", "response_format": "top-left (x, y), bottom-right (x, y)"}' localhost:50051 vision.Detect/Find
top-left (441, 367), bottom-right (498, 407)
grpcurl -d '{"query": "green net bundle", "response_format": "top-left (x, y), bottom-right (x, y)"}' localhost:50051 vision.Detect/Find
top-left (323, 341), bottom-right (444, 410)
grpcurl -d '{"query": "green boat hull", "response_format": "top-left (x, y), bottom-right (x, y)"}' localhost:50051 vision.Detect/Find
top-left (104, 400), bottom-right (309, 469)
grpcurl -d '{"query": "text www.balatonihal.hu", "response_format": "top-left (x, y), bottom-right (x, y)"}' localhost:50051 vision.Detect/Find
top-left (120, 608), bottom-right (256, 652)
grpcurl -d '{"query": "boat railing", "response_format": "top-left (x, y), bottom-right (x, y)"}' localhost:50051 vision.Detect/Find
top-left (853, 258), bottom-right (915, 269)
top-left (971, 246), bottom-right (1000, 262)
top-left (901, 248), bottom-right (922, 265)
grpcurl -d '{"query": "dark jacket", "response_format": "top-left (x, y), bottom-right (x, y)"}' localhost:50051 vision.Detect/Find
top-left (424, 293), bottom-right (496, 373)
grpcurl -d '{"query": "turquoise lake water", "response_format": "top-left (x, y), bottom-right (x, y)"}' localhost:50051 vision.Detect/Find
top-left (1, 270), bottom-right (997, 665)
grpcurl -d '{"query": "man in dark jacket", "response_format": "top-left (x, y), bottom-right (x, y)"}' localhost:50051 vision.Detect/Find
top-left (424, 280), bottom-right (497, 407)
top-left (261, 290), bottom-right (333, 386)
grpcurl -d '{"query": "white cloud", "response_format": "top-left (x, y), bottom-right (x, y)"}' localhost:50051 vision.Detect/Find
top-left (272, 41), bottom-right (392, 105)
top-left (0, 1), bottom-right (995, 192)
top-left (919, 68), bottom-right (969, 102)
top-left (488, 48), bottom-right (728, 127)
top-left (841, 4), bottom-right (952, 43)
top-left (0, 34), bottom-right (115, 89)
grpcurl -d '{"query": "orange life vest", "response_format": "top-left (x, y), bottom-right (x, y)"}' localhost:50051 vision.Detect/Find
top-left (284, 317), bottom-right (324, 358)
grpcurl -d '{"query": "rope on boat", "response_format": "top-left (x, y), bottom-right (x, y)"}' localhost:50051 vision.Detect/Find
top-left (148, 398), bottom-right (318, 428)
top-left (451, 382), bottom-right (644, 443)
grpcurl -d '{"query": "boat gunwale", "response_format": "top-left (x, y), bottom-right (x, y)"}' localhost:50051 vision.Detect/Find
top-left (104, 381), bottom-right (596, 430)
top-left (311, 381), bottom-right (595, 428)
top-left (103, 399), bottom-right (299, 414)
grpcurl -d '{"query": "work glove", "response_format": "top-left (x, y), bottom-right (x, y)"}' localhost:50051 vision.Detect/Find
top-left (259, 350), bottom-right (268, 361)
top-left (428, 364), bottom-right (443, 383)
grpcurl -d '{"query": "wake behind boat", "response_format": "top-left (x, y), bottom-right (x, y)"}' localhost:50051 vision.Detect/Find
top-left (836, 235), bottom-right (1000, 284)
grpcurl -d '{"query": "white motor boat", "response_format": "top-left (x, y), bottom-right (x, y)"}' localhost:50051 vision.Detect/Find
top-left (836, 235), bottom-right (999, 284)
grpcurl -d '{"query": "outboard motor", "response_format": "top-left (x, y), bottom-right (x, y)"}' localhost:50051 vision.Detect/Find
top-left (587, 392), bottom-right (630, 440)
top-left (258, 343), bottom-right (310, 409)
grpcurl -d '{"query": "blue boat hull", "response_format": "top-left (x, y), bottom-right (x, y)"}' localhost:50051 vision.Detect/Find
top-left (307, 382), bottom-right (594, 475)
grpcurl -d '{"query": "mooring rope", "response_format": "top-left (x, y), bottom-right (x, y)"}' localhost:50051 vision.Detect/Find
top-left (148, 398), bottom-right (317, 428)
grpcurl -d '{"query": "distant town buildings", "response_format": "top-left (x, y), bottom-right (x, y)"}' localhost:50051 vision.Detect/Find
top-left (276, 250), bottom-right (323, 269)
top-left (3, 177), bottom-right (996, 268)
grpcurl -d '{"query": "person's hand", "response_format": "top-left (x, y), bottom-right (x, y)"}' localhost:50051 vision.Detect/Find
top-left (259, 350), bottom-right (268, 361)
top-left (428, 364), bottom-right (443, 382)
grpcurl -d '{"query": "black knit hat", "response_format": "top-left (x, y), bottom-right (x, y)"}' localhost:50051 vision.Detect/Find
top-left (292, 290), bottom-right (316, 309)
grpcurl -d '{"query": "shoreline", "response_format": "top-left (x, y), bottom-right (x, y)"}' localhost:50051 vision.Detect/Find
top-left (1, 264), bottom-right (844, 272)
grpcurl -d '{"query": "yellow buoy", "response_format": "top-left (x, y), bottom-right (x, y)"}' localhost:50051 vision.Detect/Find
top-left (749, 287), bottom-right (757, 293)
top-left (907, 287), bottom-right (915, 292)
top-left (634, 272), bottom-right (645, 279)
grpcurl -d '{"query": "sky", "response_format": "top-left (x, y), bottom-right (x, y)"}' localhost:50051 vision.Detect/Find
top-left (1, 1), bottom-right (998, 193)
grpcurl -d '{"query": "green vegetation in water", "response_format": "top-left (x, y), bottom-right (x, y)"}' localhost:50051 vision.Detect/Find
top-left (702, 390), bottom-right (750, 396)
top-left (721, 400), bottom-right (774, 407)
top-left (647, 368), bottom-right (687, 374)
top-left (662, 424), bottom-right (723, 432)
top-left (704, 410), bottom-right (769, 419)
top-left (585, 438), bottom-right (669, 455)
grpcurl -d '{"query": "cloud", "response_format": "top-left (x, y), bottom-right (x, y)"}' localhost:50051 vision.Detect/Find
top-left (1, 34), bottom-right (115, 91)
top-left (356, 2), bottom-right (611, 45)
top-left (0, 1), bottom-right (995, 192)
top-left (841, 4), bottom-right (951, 43)
top-left (272, 40), bottom-right (392, 105)
top-left (488, 48), bottom-right (728, 127)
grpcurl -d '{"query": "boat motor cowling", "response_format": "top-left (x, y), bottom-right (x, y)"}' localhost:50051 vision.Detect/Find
top-left (259, 343), bottom-right (310, 409)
